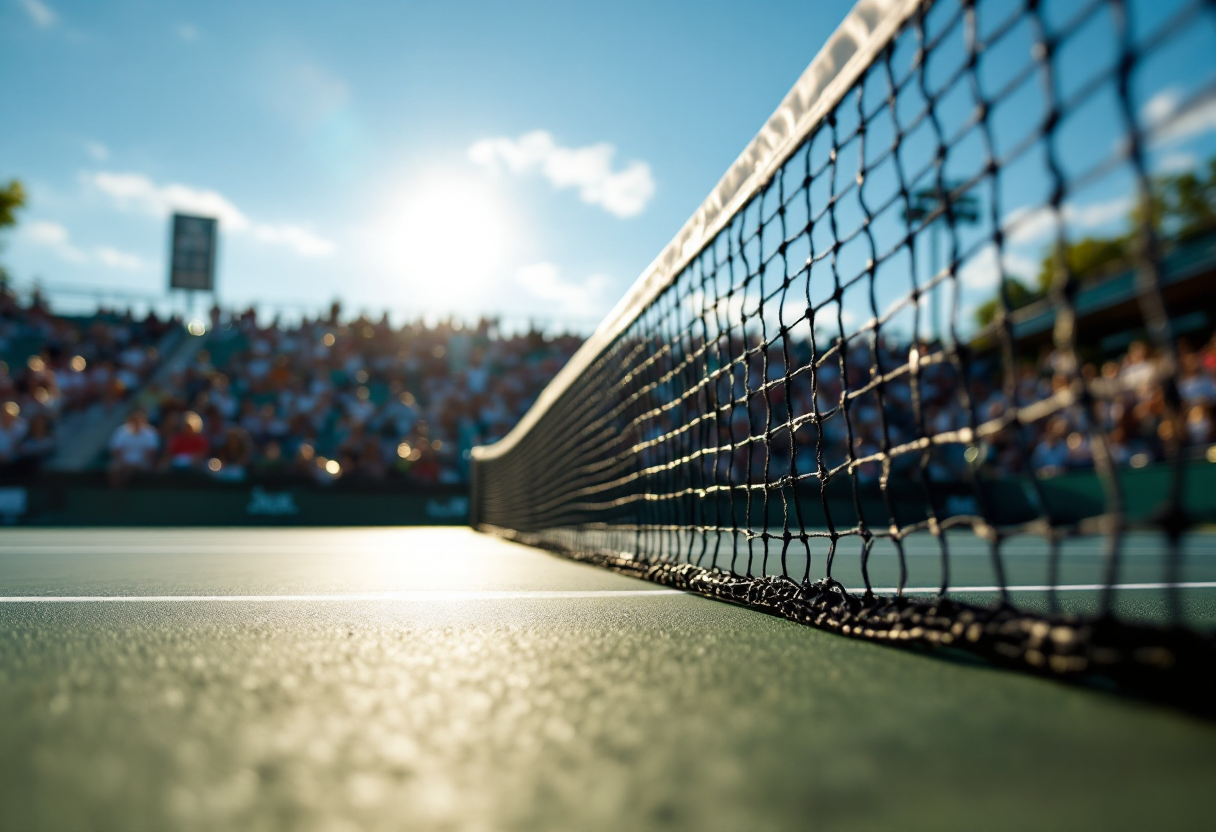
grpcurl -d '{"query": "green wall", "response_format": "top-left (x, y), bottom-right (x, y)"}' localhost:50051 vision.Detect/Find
top-left (2, 460), bottom-right (1213, 528)
top-left (0, 479), bottom-right (469, 526)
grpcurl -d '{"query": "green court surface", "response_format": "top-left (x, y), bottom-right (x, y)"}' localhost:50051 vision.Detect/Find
top-left (1, 529), bottom-right (1214, 832)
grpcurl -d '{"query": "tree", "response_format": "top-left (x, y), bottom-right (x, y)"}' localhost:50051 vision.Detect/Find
top-left (973, 233), bottom-right (1132, 330)
top-left (0, 179), bottom-right (27, 288)
top-left (974, 276), bottom-right (1040, 329)
top-left (1158, 157), bottom-right (1216, 242)
top-left (0, 179), bottom-right (25, 229)
top-left (973, 157), bottom-right (1216, 329)
top-left (1034, 233), bottom-right (1130, 291)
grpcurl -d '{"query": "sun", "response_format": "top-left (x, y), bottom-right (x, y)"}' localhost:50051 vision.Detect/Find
top-left (370, 169), bottom-right (521, 310)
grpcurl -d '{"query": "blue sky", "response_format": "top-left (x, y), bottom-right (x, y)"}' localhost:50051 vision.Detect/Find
top-left (4, 0), bottom-right (1214, 336)
top-left (0, 0), bottom-right (859, 326)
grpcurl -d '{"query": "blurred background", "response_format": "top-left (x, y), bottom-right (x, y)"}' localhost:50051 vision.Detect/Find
top-left (0, 0), bottom-right (856, 514)
top-left (1, 0), bottom-right (1215, 527)
top-left (0, 0), bottom-right (858, 324)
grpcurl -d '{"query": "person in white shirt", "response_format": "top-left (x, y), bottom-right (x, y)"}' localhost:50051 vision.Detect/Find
top-left (108, 409), bottom-right (159, 487)
top-left (0, 402), bottom-right (28, 463)
top-left (1120, 341), bottom-right (1156, 393)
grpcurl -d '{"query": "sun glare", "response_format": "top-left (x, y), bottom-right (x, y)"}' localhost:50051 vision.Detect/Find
top-left (371, 171), bottom-right (519, 308)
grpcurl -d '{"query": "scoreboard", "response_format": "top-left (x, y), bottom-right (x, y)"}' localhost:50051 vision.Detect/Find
top-left (168, 213), bottom-right (217, 292)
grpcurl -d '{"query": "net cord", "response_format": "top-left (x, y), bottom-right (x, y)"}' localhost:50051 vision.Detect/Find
top-left (472, 0), bottom-right (923, 465)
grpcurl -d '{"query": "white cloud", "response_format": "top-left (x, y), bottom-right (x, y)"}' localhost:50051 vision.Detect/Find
top-left (515, 262), bottom-right (610, 317)
top-left (84, 141), bottom-right (109, 161)
top-left (88, 171), bottom-right (246, 227)
top-left (959, 243), bottom-right (1038, 290)
top-left (967, 197), bottom-right (1135, 290)
top-left (1003, 208), bottom-right (1056, 246)
top-left (1144, 89), bottom-right (1178, 125)
top-left (250, 223), bottom-right (335, 257)
top-left (177, 23), bottom-right (200, 42)
top-left (1156, 151), bottom-right (1198, 175)
top-left (18, 0), bottom-right (55, 27)
top-left (25, 221), bottom-right (68, 246)
top-left (1068, 199), bottom-right (1132, 228)
top-left (1004, 197), bottom-right (1132, 246)
top-left (85, 171), bottom-right (335, 257)
top-left (469, 130), bottom-right (655, 218)
top-left (25, 221), bottom-right (82, 260)
top-left (23, 221), bottom-right (144, 270)
top-left (95, 247), bottom-right (144, 270)
top-left (1143, 87), bottom-right (1216, 146)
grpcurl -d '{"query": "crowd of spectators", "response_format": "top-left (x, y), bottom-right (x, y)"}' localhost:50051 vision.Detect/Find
top-left (109, 305), bottom-right (581, 486)
top-left (1016, 338), bottom-right (1216, 477)
top-left (626, 329), bottom-right (1216, 489)
top-left (722, 332), bottom-right (1216, 485)
top-left (0, 284), bottom-right (176, 475)
top-left (4, 277), bottom-right (1214, 490)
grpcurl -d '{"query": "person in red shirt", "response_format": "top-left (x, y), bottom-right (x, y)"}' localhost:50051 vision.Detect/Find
top-left (164, 410), bottom-right (210, 470)
top-left (409, 444), bottom-right (440, 484)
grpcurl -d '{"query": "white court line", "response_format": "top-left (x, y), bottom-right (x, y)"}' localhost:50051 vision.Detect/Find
top-left (0, 583), bottom-right (1214, 602)
top-left (2, 545), bottom-right (1213, 558)
top-left (0, 589), bottom-right (686, 603)
top-left (864, 581), bottom-right (1216, 594)
top-left (0, 546), bottom-right (405, 554)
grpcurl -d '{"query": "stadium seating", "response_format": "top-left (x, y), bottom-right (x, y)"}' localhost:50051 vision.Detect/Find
top-left (3, 282), bottom-right (1211, 485)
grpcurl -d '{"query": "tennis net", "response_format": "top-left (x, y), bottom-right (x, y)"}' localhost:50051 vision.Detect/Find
top-left (471, 0), bottom-right (1216, 711)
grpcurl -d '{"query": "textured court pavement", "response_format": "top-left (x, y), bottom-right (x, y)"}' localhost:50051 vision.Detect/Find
top-left (1, 528), bottom-right (1213, 832)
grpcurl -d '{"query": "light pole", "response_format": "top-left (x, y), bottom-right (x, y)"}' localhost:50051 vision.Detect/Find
top-left (904, 184), bottom-right (979, 345)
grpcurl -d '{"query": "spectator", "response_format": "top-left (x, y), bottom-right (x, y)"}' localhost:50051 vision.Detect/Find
top-left (108, 409), bottom-right (159, 487)
top-left (252, 439), bottom-right (288, 477)
top-left (1179, 352), bottom-right (1216, 406)
top-left (410, 443), bottom-right (440, 483)
top-left (210, 375), bottom-right (239, 420)
top-left (1120, 341), bottom-right (1156, 393)
top-left (19, 412), bottom-right (56, 463)
top-left (163, 411), bottom-right (209, 471)
top-left (1064, 431), bottom-right (1093, 470)
top-left (356, 436), bottom-right (388, 480)
top-left (1031, 418), bottom-right (1070, 476)
top-left (0, 401), bottom-right (27, 465)
top-left (1186, 404), bottom-right (1213, 446)
top-left (210, 426), bottom-right (253, 481)
top-left (156, 409), bottom-right (182, 453)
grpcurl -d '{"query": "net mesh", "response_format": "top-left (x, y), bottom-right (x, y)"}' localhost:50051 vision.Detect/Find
top-left (473, 0), bottom-right (1216, 711)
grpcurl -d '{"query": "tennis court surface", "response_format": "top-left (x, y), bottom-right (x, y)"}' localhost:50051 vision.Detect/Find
top-left (6, 0), bottom-right (1216, 828)
top-left (2, 526), bottom-right (1214, 832)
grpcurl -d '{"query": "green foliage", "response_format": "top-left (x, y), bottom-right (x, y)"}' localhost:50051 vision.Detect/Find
top-left (974, 157), bottom-right (1216, 329)
top-left (1159, 157), bottom-right (1216, 242)
top-left (974, 276), bottom-right (1041, 328)
top-left (0, 179), bottom-right (26, 287)
top-left (1035, 234), bottom-right (1130, 291)
top-left (0, 179), bottom-right (25, 229)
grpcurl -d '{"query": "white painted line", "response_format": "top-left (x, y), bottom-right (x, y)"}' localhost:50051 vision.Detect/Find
top-left (3, 543), bottom-right (1214, 556)
top-left (0, 546), bottom-right (397, 554)
top-left (0, 582), bottom-right (1213, 602)
top-left (0, 589), bottom-right (686, 603)
top-left (861, 581), bottom-right (1216, 594)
